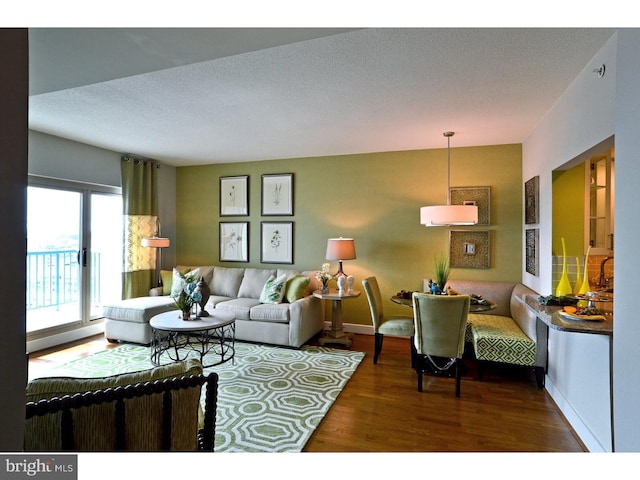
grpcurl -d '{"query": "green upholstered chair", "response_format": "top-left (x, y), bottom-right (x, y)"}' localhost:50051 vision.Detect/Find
top-left (412, 292), bottom-right (470, 396)
top-left (362, 276), bottom-right (415, 365)
top-left (25, 359), bottom-right (218, 451)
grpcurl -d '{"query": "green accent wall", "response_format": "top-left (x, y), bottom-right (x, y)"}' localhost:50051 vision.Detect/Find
top-left (176, 144), bottom-right (522, 326)
top-left (552, 163), bottom-right (585, 257)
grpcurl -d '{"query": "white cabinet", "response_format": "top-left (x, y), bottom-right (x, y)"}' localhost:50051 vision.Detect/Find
top-left (585, 150), bottom-right (615, 255)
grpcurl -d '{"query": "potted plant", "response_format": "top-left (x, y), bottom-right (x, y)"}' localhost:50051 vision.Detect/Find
top-left (433, 254), bottom-right (450, 293)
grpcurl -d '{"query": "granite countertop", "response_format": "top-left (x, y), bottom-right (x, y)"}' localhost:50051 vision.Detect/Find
top-left (519, 294), bottom-right (613, 336)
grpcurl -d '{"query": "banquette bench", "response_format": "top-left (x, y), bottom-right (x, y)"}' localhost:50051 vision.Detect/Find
top-left (426, 279), bottom-right (547, 388)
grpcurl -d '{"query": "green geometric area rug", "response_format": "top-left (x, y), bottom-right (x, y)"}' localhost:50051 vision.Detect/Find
top-left (35, 342), bottom-right (365, 452)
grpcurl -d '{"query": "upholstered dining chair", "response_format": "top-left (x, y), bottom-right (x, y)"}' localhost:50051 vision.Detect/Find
top-left (412, 292), bottom-right (470, 396)
top-left (362, 276), bottom-right (415, 365)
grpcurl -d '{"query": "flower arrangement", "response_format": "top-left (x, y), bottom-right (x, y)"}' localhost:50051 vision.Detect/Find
top-left (171, 272), bottom-right (202, 317)
top-left (315, 262), bottom-right (333, 292)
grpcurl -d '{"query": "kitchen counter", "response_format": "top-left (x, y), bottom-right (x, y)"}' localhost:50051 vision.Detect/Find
top-left (519, 293), bottom-right (614, 451)
top-left (519, 294), bottom-right (613, 336)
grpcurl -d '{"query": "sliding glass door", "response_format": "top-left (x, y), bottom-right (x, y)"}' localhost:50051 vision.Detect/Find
top-left (26, 178), bottom-right (122, 335)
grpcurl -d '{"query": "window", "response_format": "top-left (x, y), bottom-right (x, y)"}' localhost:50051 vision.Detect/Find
top-left (26, 178), bottom-right (122, 336)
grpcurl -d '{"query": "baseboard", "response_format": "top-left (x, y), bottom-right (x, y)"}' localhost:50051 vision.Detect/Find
top-left (27, 323), bottom-right (105, 353)
top-left (323, 322), bottom-right (375, 336)
top-left (545, 375), bottom-right (609, 452)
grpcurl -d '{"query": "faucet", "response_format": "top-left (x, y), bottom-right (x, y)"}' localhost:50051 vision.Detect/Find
top-left (597, 256), bottom-right (613, 291)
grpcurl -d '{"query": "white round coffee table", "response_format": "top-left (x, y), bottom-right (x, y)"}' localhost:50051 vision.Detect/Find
top-left (149, 310), bottom-right (235, 367)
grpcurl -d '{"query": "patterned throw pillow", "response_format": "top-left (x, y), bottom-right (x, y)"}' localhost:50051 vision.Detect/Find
top-left (170, 268), bottom-right (200, 297)
top-left (259, 274), bottom-right (288, 304)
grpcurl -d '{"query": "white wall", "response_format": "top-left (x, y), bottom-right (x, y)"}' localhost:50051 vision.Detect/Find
top-left (612, 28), bottom-right (640, 452)
top-left (522, 34), bottom-right (617, 295)
top-left (29, 130), bottom-right (122, 187)
top-left (524, 29), bottom-right (640, 452)
top-left (522, 32), bottom-right (618, 452)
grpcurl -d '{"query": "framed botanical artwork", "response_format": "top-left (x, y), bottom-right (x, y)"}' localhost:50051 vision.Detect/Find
top-left (261, 221), bottom-right (293, 264)
top-left (220, 175), bottom-right (249, 216)
top-left (526, 228), bottom-right (539, 276)
top-left (449, 230), bottom-right (490, 269)
top-left (525, 176), bottom-right (539, 224)
top-left (261, 173), bottom-right (293, 216)
top-left (219, 222), bottom-right (249, 262)
top-left (449, 186), bottom-right (491, 225)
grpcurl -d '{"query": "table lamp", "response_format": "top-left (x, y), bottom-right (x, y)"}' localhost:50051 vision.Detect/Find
top-left (325, 237), bottom-right (356, 277)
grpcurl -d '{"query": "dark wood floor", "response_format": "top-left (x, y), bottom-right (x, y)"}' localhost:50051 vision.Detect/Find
top-left (28, 333), bottom-right (585, 452)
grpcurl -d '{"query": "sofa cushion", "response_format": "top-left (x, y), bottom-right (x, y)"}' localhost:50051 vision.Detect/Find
top-left (175, 265), bottom-right (214, 283)
top-left (259, 274), bottom-right (288, 304)
top-left (238, 268), bottom-right (276, 298)
top-left (211, 266), bottom-right (245, 297)
top-left (215, 297), bottom-right (261, 320)
top-left (285, 275), bottom-right (310, 303)
top-left (250, 303), bottom-right (291, 323)
top-left (25, 359), bottom-right (204, 451)
top-left (103, 296), bottom-right (175, 324)
top-left (468, 313), bottom-right (536, 366)
top-left (205, 295), bottom-right (235, 308)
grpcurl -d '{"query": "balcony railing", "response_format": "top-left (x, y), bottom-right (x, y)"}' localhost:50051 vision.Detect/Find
top-left (26, 250), bottom-right (102, 311)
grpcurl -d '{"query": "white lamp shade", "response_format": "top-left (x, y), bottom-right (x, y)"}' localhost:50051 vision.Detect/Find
top-left (420, 205), bottom-right (478, 227)
top-left (325, 238), bottom-right (356, 260)
top-left (141, 237), bottom-right (171, 248)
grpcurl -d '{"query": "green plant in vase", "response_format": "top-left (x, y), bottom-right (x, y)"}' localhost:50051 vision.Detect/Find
top-left (433, 254), bottom-right (450, 293)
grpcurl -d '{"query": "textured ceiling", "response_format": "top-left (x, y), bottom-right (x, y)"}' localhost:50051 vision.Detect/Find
top-left (28, 28), bottom-right (616, 166)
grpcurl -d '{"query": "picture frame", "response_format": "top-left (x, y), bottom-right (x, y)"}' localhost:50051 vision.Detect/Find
top-left (261, 173), bottom-right (293, 216)
top-left (449, 186), bottom-right (491, 225)
top-left (525, 176), bottom-right (539, 224)
top-left (449, 230), bottom-right (490, 269)
top-left (219, 222), bottom-right (249, 262)
top-left (220, 175), bottom-right (249, 216)
top-left (525, 228), bottom-right (539, 276)
top-left (261, 221), bottom-right (293, 264)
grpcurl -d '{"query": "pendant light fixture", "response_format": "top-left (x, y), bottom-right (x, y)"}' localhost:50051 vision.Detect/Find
top-left (420, 132), bottom-right (478, 227)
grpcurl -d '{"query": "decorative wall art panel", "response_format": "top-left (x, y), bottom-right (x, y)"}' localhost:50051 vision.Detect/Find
top-left (449, 186), bottom-right (491, 225)
top-left (449, 230), bottom-right (490, 269)
top-left (525, 176), bottom-right (539, 224)
top-left (526, 228), bottom-right (539, 276)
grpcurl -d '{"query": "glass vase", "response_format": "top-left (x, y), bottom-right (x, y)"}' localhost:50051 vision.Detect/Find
top-left (555, 237), bottom-right (572, 297)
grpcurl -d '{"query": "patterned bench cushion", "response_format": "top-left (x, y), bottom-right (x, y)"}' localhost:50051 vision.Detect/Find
top-left (467, 313), bottom-right (535, 366)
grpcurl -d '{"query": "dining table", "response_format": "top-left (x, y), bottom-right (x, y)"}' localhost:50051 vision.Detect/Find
top-left (390, 294), bottom-right (497, 313)
top-left (390, 293), bottom-right (496, 378)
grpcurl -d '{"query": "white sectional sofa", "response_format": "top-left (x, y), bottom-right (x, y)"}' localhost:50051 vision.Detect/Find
top-left (103, 265), bottom-right (324, 348)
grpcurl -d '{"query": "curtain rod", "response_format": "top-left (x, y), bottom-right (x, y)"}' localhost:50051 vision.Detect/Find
top-left (122, 154), bottom-right (161, 167)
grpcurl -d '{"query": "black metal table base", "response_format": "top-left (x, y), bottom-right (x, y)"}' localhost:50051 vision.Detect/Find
top-left (151, 323), bottom-right (235, 367)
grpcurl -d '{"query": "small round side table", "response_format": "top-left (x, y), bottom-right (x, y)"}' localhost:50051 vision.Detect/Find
top-left (313, 289), bottom-right (360, 348)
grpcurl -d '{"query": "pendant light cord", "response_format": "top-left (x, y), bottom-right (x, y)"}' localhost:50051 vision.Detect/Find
top-left (444, 131), bottom-right (454, 205)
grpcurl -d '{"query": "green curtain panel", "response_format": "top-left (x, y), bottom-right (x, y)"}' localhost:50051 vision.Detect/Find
top-left (121, 155), bottom-right (160, 299)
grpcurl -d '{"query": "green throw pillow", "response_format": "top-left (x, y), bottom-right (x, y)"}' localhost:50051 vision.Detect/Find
top-left (160, 269), bottom-right (173, 295)
top-left (259, 274), bottom-right (288, 304)
top-left (285, 275), bottom-right (310, 303)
